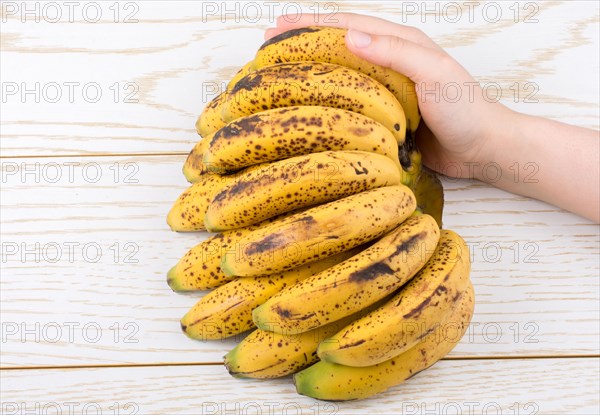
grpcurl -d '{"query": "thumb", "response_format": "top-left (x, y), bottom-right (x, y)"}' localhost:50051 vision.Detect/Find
top-left (345, 30), bottom-right (445, 83)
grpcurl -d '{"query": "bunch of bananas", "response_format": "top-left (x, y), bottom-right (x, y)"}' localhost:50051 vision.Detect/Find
top-left (167, 27), bottom-right (474, 401)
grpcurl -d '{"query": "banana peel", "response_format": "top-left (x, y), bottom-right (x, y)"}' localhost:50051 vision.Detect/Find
top-left (401, 131), bottom-right (445, 228)
top-left (413, 167), bottom-right (444, 228)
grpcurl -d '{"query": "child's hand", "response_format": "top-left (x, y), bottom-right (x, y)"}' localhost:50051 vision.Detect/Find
top-left (265, 13), bottom-right (600, 222)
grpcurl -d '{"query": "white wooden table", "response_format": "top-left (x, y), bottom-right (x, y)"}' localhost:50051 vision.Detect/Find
top-left (1, 1), bottom-right (599, 413)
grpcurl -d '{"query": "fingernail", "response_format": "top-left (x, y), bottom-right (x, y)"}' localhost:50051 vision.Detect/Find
top-left (347, 30), bottom-right (372, 48)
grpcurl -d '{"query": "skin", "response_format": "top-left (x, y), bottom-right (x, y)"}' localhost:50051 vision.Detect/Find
top-left (265, 13), bottom-right (600, 223)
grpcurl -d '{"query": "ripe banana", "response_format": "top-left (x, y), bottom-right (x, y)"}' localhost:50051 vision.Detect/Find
top-left (197, 105), bottom-right (400, 174)
top-left (220, 185), bottom-right (416, 277)
top-left (252, 214), bottom-right (440, 334)
top-left (317, 229), bottom-right (471, 366)
top-left (195, 60), bottom-right (254, 137)
top-left (167, 174), bottom-right (233, 232)
top-left (228, 60), bottom-right (255, 89)
top-left (181, 249), bottom-right (359, 340)
top-left (167, 164), bottom-right (263, 232)
top-left (167, 211), bottom-right (303, 291)
top-left (294, 281), bottom-right (475, 401)
top-left (221, 61), bottom-right (407, 147)
top-left (167, 232), bottom-right (236, 292)
top-left (182, 137), bottom-right (212, 182)
top-left (196, 92), bottom-right (227, 139)
top-left (204, 150), bottom-right (401, 231)
top-left (224, 295), bottom-right (388, 379)
top-left (254, 26), bottom-right (420, 134)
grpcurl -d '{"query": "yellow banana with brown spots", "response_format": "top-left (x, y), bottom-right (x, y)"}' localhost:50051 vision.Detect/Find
top-left (220, 185), bottom-right (416, 278)
top-left (188, 105), bottom-right (400, 177)
top-left (167, 211), bottom-right (303, 291)
top-left (167, 232), bottom-right (238, 292)
top-left (223, 295), bottom-right (387, 379)
top-left (317, 229), bottom-right (471, 366)
top-left (204, 150), bottom-right (402, 232)
top-left (167, 174), bottom-right (234, 232)
top-left (195, 60), bottom-right (255, 137)
top-left (253, 26), bottom-right (420, 135)
top-left (252, 214), bottom-right (440, 334)
top-left (180, 248), bottom-right (360, 340)
top-left (220, 61), bottom-right (407, 148)
top-left (167, 163), bottom-right (263, 232)
top-left (182, 137), bottom-right (212, 182)
top-left (294, 281), bottom-right (475, 401)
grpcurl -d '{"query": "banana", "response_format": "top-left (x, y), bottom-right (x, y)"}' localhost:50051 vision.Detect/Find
top-left (294, 281), bottom-right (475, 401)
top-left (183, 134), bottom-right (227, 183)
top-left (413, 167), bottom-right (444, 227)
top-left (220, 185), bottom-right (416, 277)
top-left (252, 214), bottom-right (440, 334)
top-left (255, 26), bottom-right (424, 185)
top-left (167, 164), bottom-right (264, 232)
top-left (182, 137), bottom-right (213, 182)
top-left (181, 249), bottom-right (360, 340)
top-left (253, 26), bottom-right (420, 134)
top-left (317, 229), bottom-right (471, 366)
top-left (228, 60), bottom-right (255, 89)
top-left (204, 150), bottom-right (401, 231)
top-left (196, 92), bottom-right (227, 138)
top-left (167, 211), bottom-right (303, 291)
top-left (195, 60), bottom-right (254, 137)
top-left (224, 295), bottom-right (387, 379)
top-left (167, 232), bottom-right (235, 292)
top-left (167, 174), bottom-right (232, 232)
top-left (221, 61), bottom-right (407, 147)
top-left (197, 105), bottom-right (400, 175)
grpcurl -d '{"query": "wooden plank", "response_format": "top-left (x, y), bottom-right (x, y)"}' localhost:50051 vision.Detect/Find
top-left (1, 358), bottom-right (598, 414)
top-left (1, 1), bottom-right (598, 157)
top-left (1, 156), bottom-right (598, 367)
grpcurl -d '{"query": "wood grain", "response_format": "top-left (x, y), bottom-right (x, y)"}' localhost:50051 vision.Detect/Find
top-left (1, 0), bottom-right (598, 410)
top-left (2, 358), bottom-right (599, 414)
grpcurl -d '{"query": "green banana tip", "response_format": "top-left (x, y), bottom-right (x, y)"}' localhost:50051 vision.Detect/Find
top-left (167, 265), bottom-right (182, 292)
top-left (292, 370), bottom-right (312, 397)
top-left (250, 305), bottom-right (266, 329)
top-left (181, 165), bottom-right (196, 183)
top-left (219, 256), bottom-right (236, 278)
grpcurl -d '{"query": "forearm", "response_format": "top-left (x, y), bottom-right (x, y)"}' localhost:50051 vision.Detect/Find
top-left (478, 109), bottom-right (600, 222)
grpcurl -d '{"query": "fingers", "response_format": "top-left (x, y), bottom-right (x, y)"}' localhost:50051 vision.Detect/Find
top-left (344, 31), bottom-right (446, 83)
top-left (270, 12), bottom-right (440, 50)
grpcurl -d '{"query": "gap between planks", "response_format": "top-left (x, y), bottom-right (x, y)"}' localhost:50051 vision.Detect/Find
top-left (0, 152), bottom-right (189, 159)
top-left (2, 354), bottom-right (599, 371)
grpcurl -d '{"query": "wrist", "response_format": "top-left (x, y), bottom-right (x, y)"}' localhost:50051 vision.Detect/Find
top-left (473, 104), bottom-right (522, 184)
